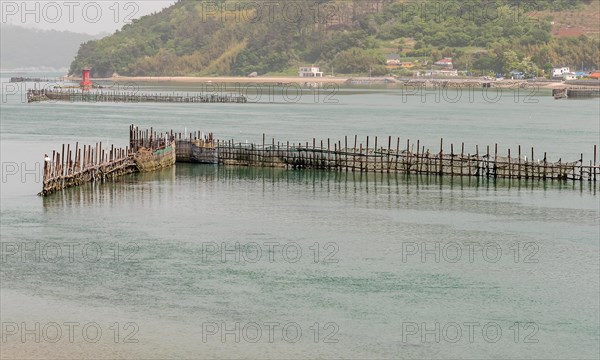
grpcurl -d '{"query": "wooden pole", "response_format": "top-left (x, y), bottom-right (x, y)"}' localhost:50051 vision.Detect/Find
top-left (387, 136), bottom-right (392, 173)
top-left (518, 145), bottom-right (521, 179)
top-left (460, 143), bottom-right (464, 176)
top-left (439, 138), bottom-right (443, 176)
top-left (66, 144), bottom-right (70, 175)
top-left (580, 153), bottom-right (584, 182)
top-left (353, 135), bottom-right (357, 172)
top-left (327, 138), bottom-right (331, 169)
top-left (67, 150), bottom-right (72, 176)
top-left (416, 140), bottom-right (420, 174)
top-left (396, 137), bottom-right (400, 172)
top-left (406, 139), bottom-right (410, 172)
top-left (51, 150), bottom-right (56, 178)
top-left (531, 147), bottom-right (535, 179)
top-left (338, 140), bottom-right (341, 170)
top-left (366, 136), bottom-right (369, 172)
top-left (74, 142), bottom-right (79, 173)
top-left (61, 144), bottom-right (65, 176)
top-left (494, 143), bottom-right (498, 178)
top-left (55, 152), bottom-right (60, 178)
top-left (345, 136), bottom-right (348, 172)
top-left (475, 145), bottom-right (479, 177)
top-left (594, 145), bottom-right (597, 182)
top-left (360, 143), bottom-right (364, 172)
top-left (374, 136), bottom-right (378, 173)
top-left (450, 143), bottom-right (454, 176)
top-left (486, 145), bottom-right (490, 178)
top-left (320, 139), bottom-right (324, 169)
top-left (543, 152), bottom-right (547, 179)
top-left (508, 148), bottom-right (511, 178)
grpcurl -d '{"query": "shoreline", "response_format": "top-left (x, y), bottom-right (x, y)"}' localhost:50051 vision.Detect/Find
top-left (61, 75), bottom-right (568, 89)
top-left (67, 75), bottom-right (350, 85)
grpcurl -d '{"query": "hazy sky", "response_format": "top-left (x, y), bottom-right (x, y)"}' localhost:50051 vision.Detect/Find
top-left (1, 0), bottom-right (176, 35)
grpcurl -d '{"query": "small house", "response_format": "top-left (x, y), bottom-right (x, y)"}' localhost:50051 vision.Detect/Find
top-left (589, 72), bottom-right (600, 79)
top-left (510, 70), bottom-right (524, 79)
top-left (552, 67), bottom-right (570, 77)
top-left (434, 58), bottom-right (453, 68)
top-left (386, 54), bottom-right (401, 66)
top-left (563, 72), bottom-right (577, 81)
top-left (299, 66), bottom-right (323, 77)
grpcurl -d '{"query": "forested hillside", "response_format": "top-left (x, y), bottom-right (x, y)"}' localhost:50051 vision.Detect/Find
top-left (68, 0), bottom-right (599, 77)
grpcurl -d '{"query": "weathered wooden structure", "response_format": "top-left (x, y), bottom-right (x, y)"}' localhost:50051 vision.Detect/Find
top-left (27, 89), bottom-right (247, 104)
top-left (216, 135), bottom-right (598, 182)
top-left (553, 87), bottom-right (600, 99)
top-left (10, 77), bottom-right (60, 83)
top-left (39, 126), bottom-right (599, 196)
top-left (40, 142), bottom-right (136, 197)
top-left (566, 87), bottom-right (600, 98)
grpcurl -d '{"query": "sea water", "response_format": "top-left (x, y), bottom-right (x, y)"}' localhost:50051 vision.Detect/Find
top-left (1, 74), bottom-right (598, 359)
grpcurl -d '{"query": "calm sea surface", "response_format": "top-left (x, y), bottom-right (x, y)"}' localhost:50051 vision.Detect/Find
top-left (1, 73), bottom-right (599, 359)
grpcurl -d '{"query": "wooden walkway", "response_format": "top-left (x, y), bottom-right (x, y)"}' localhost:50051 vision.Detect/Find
top-left (39, 126), bottom-right (599, 196)
top-left (27, 89), bottom-right (248, 104)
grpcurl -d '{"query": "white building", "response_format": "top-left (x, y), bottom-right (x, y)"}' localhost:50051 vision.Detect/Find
top-left (421, 69), bottom-right (459, 77)
top-left (563, 72), bottom-right (576, 81)
top-left (552, 67), bottom-right (570, 77)
top-left (299, 66), bottom-right (323, 77)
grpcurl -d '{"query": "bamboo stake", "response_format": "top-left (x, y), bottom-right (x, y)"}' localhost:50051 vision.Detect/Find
top-left (61, 144), bottom-right (65, 176)
top-left (518, 145), bottom-right (521, 179)
top-left (353, 135), bottom-right (357, 172)
top-left (416, 140), bottom-right (420, 174)
top-left (594, 145), bottom-right (597, 182)
top-left (494, 143), bottom-right (498, 178)
top-left (439, 138), bottom-right (443, 176)
top-left (345, 136), bottom-right (348, 172)
top-left (387, 136), bottom-right (392, 173)
top-left (508, 148), bottom-right (511, 179)
top-left (580, 153), bottom-right (584, 182)
top-left (450, 143), bottom-right (454, 176)
top-left (460, 143), bottom-right (464, 176)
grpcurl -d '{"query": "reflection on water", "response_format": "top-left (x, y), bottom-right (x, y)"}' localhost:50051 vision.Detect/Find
top-left (43, 164), bottom-right (597, 208)
top-left (5, 161), bottom-right (599, 359)
top-left (42, 166), bottom-right (177, 209)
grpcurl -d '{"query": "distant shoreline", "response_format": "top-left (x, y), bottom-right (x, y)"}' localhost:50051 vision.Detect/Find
top-left (62, 75), bottom-right (569, 89)
top-left (67, 75), bottom-right (350, 85)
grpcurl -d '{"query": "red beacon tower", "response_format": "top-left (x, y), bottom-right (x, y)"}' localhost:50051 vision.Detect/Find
top-left (80, 68), bottom-right (92, 90)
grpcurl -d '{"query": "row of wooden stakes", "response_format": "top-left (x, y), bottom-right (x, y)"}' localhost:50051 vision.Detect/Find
top-left (44, 142), bottom-right (131, 181)
top-left (40, 127), bottom-right (599, 197)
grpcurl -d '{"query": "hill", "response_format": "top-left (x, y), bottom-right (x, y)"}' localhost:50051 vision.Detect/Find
top-left (68, 0), bottom-right (600, 77)
top-left (0, 25), bottom-right (102, 71)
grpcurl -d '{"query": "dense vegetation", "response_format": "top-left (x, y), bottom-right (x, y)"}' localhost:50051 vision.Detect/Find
top-left (69, 0), bottom-right (599, 77)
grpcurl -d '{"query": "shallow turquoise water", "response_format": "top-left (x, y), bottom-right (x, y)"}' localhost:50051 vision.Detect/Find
top-left (1, 75), bottom-right (599, 359)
